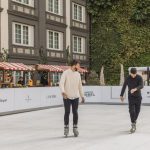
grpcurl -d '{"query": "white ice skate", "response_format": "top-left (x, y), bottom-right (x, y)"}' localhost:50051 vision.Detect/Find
top-left (64, 126), bottom-right (69, 137)
top-left (73, 126), bottom-right (79, 137)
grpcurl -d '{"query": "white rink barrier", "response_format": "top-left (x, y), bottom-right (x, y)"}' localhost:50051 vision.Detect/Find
top-left (0, 87), bottom-right (63, 114)
top-left (84, 86), bottom-right (150, 104)
top-left (0, 86), bottom-right (150, 114)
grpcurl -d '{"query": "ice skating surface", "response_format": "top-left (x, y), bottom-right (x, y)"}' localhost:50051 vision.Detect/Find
top-left (0, 105), bottom-right (150, 150)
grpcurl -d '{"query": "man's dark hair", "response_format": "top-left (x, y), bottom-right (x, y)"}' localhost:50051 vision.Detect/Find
top-left (70, 60), bottom-right (80, 66)
top-left (130, 68), bottom-right (137, 74)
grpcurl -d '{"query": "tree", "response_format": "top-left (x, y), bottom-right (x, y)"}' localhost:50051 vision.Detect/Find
top-left (1, 48), bottom-right (9, 62)
top-left (87, 0), bottom-right (150, 85)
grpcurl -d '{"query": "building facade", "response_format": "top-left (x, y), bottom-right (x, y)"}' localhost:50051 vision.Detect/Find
top-left (0, 0), bottom-right (90, 67)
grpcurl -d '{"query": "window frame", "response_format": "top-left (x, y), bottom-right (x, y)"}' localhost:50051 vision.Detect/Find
top-left (73, 35), bottom-right (86, 54)
top-left (13, 0), bottom-right (34, 7)
top-left (72, 3), bottom-right (86, 23)
top-left (47, 30), bottom-right (63, 51)
top-left (12, 22), bottom-right (34, 47)
top-left (46, 0), bottom-right (63, 16)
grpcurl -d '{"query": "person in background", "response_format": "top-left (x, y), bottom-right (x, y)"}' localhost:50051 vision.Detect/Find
top-left (28, 79), bottom-right (33, 87)
top-left (120, 68), bottom-right (144, 133)
top-left (18, 77), bottom-right (24, 86)
top-left (41, 72), bottom-right (48, 86)
top-left (59, 60), bottom-right (85, 137)
top-left (7, 74), bottom-right (13, 83)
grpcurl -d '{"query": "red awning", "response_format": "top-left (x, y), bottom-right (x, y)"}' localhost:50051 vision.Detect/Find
top-left (0, 62), bottom-right (18, 70)
top-left (37, 64), bottom-right (63, 72)
top-left (0, 63), bottom-right (88, 73)
top-left (78, 67), bottom-right (88, 73)
top-left (11, 63), bottom-right (35, 71)
top-left (57, 65), bottom-right (88, 73)
top-left (0, 62), bottom-right (35, 71)
top-left (55, 65), bottom-right (70, 72)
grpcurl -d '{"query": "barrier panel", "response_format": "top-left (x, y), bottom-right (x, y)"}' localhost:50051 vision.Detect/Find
top-left (14, 88), bottom-right (41, 110)
top-left (0, 86), bottom-right (149, 114)
top-left (0, 88), bottom-right (14, 113)
top-left (83, 86), bottom-right (128, 103)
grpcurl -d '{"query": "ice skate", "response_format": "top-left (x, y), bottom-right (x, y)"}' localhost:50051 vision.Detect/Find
top-left (64, 126), bottom-right (69, 137)
top-left (73, 125), bottom-right (79, 137)
top-left (130, 123), bottom-right (136, 134)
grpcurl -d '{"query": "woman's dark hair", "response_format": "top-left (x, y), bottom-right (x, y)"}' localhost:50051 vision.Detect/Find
top-left (70, 60), bottom-right (80, 66)
top-left (130, 68), bottom-right (137, 74)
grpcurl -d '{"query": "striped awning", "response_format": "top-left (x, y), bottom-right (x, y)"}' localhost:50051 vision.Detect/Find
top-left (78, 67), bottom-right (88, 73)
top-left (11, 63), bottom-right (35, 71)
top-left (55, 65), bottom-right (70, 72)
top-left (0, 63), bottom-right (88, 72)
top-left (0, 62), bottom-right (18, 70)
top-left (0, 62), bottom-right (35, 71)
top-left (57, 65), bottom-right (88, 73)
top-left (37, 64), bottom-right (63, 72)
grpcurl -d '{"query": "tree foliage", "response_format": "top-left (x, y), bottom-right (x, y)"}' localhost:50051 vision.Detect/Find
top-left (87, 0), bottom-right (150, 85)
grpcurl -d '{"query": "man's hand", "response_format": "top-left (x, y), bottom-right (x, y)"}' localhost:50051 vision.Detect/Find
top-left (62, 92), bottom-right (67, 99)
top-left (81, 97), bottom-right (85, 104)
top-left (120, 96), bottom-right (124, 102)
top-left (131, 88), bottom-right (137, 94)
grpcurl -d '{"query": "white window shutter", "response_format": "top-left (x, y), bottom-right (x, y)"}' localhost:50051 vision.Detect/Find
top-left (12, 23), bottom-right (16, 45)
top-left (59, 0), bottom-right (63, 16)
top-left (82, 6), bottom-right (86, 23)
top-left (72, 3), bottom-right (74, 20)
top-left (30, 0), bottom-right (34, 7)
top-left (47, 30), bottom-right (49, 49)
top-left (59, 32), bottom-right (63, 50)
top-left (46, 0), bottom-right (49, 12)
top-left (29, 26), bottom-right (34, 47)
top-left (82, 37), bottom-right (86, 54)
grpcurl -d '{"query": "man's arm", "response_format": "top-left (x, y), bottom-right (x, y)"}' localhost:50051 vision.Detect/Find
top-left (131, 76), bottom-right (144, 94)
top-left (79, 75), bottom-right (85, 103)
top-left (59, 72), bottom-right (67, 98)
top-left (120, 78), bottom-right (128, 97)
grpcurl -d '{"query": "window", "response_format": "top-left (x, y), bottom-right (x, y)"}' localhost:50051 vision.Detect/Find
top-left (47, 0), bottom-right (63, 16)
top-left (73, 36), bottom-right (85, 54)
top-left (51, 73), bottom-right (62, 85)
top-left (47, 30), bottom-right (63, 50)
top-left (14, 0), bottom-right (34, 7)
top-left (73, 3), bottom-right (85, 22)
top-left (13, 22), bottom-right (34, 47)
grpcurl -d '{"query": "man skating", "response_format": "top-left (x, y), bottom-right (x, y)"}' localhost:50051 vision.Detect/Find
top-left (59, 60), bottom-right (85, 137)
top-left (120, 68), bottom-right (144, 133)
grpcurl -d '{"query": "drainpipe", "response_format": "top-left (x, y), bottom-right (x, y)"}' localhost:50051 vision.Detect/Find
top-left (147, 67), bottom-right (150, 86)
top-left (89, 13), bottom-right (92, 70)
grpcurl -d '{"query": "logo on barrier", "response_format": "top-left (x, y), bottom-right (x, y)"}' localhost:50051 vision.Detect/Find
top-left (147, 91), bottom-right (150, 98)
top-left (0, 98), bottom-right (7, 103)
top-left (84, 91), bottom-right (95, 97)
top-left (25, 96), bottom-right (32, 102)
top-left (46, 95), bottom-right (57, 100)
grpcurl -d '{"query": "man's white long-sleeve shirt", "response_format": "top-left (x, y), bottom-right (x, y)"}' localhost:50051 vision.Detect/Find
top-left (59, 69), bottom-right (84, 99)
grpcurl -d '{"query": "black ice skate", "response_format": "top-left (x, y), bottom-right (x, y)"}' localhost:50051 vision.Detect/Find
top-left (130, 123), bottom-right (136, 134)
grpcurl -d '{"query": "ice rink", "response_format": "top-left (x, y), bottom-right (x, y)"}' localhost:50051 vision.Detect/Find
top-left (0, 104), bottom-right (150, 150)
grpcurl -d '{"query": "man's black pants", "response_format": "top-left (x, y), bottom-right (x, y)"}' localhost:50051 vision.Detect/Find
top-left (63, 98), bottom-right (79, 126)
top-left (128, 96), bottom-right (142, 123)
